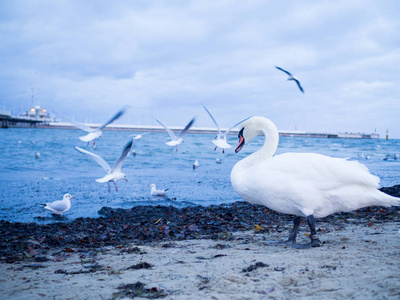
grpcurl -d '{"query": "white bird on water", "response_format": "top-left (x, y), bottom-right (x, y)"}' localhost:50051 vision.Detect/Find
top-left (72, 105), bottom-right (129, 145)
top-left (39, 193), bottom-right (73, 216)
top-left (231, 116), bottom-right (400, 248)
top-left (203, 104), bottom-right (250, 153)
top-left (75, 139), bottom-right (133, 192)
top-left (154, 117), bottom-right (195, 151)
top-left (193, 160), bottom-right (199, 170)
top-left (149, 184), bottom-right (169, 196)
top-left (275, 66), bottom-right (304, 93)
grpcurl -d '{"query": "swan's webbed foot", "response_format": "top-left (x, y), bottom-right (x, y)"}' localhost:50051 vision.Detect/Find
top-left (291, 215), bottom-right (321, 249)
top-left (263, 215), bottom-right (322, 249)
top-left (264, 239), bottom-right (295, 246)
top-left (291, 237), bottom-right (321, 249)
top-left (264, 216), bottom-right (300, 246)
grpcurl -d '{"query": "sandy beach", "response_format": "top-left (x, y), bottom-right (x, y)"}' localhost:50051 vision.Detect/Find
top-left (1, 184), bottom-right (400, 300)
top-left (1, 220), bottom-right (399, 299)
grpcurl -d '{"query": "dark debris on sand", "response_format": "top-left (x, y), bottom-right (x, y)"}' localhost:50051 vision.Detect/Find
top-left (0, 186), bottom-right (399, 263)
top-left (112, 281), bottom-right (167, 299)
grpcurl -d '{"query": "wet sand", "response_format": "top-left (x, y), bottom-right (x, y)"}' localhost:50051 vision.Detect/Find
top-left (0, 186), bottom-right (399, 299)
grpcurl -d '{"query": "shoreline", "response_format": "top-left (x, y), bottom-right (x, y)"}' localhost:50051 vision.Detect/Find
top-left (1, 185), bottom-right (399, 263)
top-left (1, 186), bottom-right (399, 299)
top-left (0, 121), bottom-right (382, 139)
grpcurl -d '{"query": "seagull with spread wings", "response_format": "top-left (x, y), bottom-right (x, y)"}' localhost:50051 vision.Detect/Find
top-left (275, 66), bottom-right (304, 93)
top-left (203, 105), bottom-right (250, 153)
top-left (73, 105), bottom-right (129, 145)
top-left (75, 139), bottom-right (133, 192)
top-left (154, 117), bottom-right (195, 151)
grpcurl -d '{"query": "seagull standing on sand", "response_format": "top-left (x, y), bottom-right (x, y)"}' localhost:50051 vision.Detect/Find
top-left (149, 184), bottom-right (169, 196)
top-left (39, 193), bottom-right (73, 216)
top-left (275, 66), bottom-right (304, 93)
top-left (154, 117), bottom-right (195, 151)
top-left (231, 116), bottom-right (400, 248)
top-left (73, 105), bottom-right (129, 145)
top-left (203, 105), bottom-right (250, 153)
top-left (75, 139), bottom-right (133, 192)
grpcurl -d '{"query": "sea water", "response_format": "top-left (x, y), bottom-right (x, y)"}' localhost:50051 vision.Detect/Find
top-left (0, 128), bottom-right (399, 223)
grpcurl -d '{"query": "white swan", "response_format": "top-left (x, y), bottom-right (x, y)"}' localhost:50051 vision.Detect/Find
top-left (203, 104), bottom-right (250, 153)
top-left (231, 116), bottom-right (400, 248)
top-left (75, 139), bottom-right (133, 192)
top-left (72, 105), bottom-right (129, 145)
top-left (39, 193), bottom-right (73, 216)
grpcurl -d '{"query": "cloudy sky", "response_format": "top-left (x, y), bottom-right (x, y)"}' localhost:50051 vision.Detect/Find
top-left (1, 0), bottom-right (399, 138)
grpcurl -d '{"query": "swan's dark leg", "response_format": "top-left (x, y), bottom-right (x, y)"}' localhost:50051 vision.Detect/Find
top-left (291, 214), bottom-right (321, 249)
top-left (265, 216), bottom-right (301, 245)
top-left (287, 216), bottom-right (301, 243)
top-left (107, 182), bottom-right (111, 193)
top-left (114, 182), bottom-right (118, 192)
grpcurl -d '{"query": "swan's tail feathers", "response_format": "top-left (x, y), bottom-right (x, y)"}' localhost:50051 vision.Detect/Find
top-left (379, 192), bottom-right (400, 207)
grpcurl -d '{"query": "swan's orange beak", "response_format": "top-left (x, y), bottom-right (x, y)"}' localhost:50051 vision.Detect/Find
top-left (124, 178), bottom-right (128, 182)
top-left (235, 128), bottom-right (245, 153)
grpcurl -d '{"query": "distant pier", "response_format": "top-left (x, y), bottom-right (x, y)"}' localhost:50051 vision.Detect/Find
top-left (0, 111), bottom-right (48, 128)
top-left (0, 106), bottom-right (54, 128)
top-left (34, 122), bottom-right (379, 139)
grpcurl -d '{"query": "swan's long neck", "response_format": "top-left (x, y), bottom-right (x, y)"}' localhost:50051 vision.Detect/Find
top-left (239, 119), bottom-right (279, 169)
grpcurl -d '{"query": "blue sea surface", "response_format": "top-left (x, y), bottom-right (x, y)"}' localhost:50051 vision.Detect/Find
top-left (0, 128), bottom-right (399, 223)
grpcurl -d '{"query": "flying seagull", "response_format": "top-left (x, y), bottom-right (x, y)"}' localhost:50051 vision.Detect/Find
top-left (154, 117), bottom-right (195, 151)
top-left (73, 105), bottom-right (130, 145)
top-left (203, 104), bottom-right (250, 153)
top-left (275, 66), bottom-right (304, 93)
top-left (75, 139), bottom-right (133, 192)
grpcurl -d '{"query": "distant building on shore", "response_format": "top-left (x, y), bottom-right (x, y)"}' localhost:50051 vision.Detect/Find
top-left (24, 105), bottom-right (49, 119)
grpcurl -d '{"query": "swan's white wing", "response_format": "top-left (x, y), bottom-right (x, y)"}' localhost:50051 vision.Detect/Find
top-left (112, 140), bottom-right (133, 172)
top-left (154, 118), bottom-right (177, 140)
top-left (224, 116), bottom-right (252, 136)
top-left (71, 120), bottom-right (94, 133)
top-left (178, 117), bottom-right (195, 139)
top-left (294, 78), bottom-right (304, 93)
top-left (75, 146), bottom-right (111, 172)
top-left (275, 66), bottom-right (292, 76)
top-left (97, 105), bottom-right (129, 130)
top-left (203, 105), bottom-right (221, 135)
